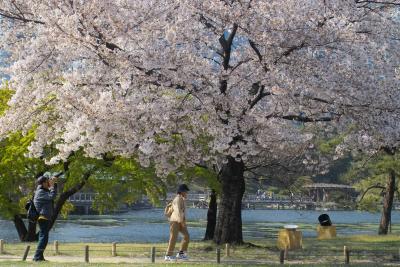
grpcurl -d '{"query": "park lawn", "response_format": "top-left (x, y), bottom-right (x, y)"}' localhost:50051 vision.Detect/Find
top-left (0, 262), bottom-right (233, 267)
top-left (0, 261), bottom-right (392, 267)
top-left (1, 235), bottom-right (400, 265)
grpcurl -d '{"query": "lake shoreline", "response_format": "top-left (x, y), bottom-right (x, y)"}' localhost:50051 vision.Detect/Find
top-left (1, 209), bottom-right (398, 243)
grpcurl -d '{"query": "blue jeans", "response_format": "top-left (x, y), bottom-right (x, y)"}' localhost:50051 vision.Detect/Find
top-left (33, 219), bottom-right (50, 260)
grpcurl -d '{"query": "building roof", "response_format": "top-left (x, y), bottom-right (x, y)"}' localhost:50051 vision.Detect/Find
top-left (303, 183), bottom-right (354, 189)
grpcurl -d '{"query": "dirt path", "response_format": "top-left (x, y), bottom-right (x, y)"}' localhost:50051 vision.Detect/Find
top-left (1, 255), bottom-right (160, 264)
top-left (0, 254), bottom-right (282, 265)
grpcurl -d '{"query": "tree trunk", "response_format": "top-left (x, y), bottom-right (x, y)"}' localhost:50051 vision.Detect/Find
top-left (379, 169), bottom-right (395, 235)
top-left (26, 220), bottom-right (38, 241)
top-left (13, 215), bottom-right (38, 242)
top-left (213, 156), bottom-right (245, 244)
top-left (12, 187), bottom-right (86, 241)
top-left (12, 178), bottom-right (89, 241)
top-left (49, 171), bottom-right (92, 230)
top-left (13, 215), bottom-right (28, 241)
top-left (204, 189), bottom-right (217, 240)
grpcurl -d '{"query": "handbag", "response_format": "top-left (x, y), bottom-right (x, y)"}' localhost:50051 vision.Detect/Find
top-left (25, 198), bottom-right (39, 222)
top-left (164, 201), bottom-right (173, 218)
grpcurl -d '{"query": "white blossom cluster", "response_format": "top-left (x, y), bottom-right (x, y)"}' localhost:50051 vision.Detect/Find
top-left (0, 0), bottom-right (399, 174)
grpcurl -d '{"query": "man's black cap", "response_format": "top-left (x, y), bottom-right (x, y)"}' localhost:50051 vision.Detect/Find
top-left (36, 176), bottom-right (49, 185)
top-left (177, 184), bottom-right (190, 193)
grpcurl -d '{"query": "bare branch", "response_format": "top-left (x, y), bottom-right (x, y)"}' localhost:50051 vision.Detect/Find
top-left (248, 40), bottom-right (262, 62)
top-left (0, 9), bottom-right (44, 24)
top-left (230, 58), bottom-right (252, 73)
top-left (198, 13), bottom-right (219, 34)
top-left (243, 85), bottom-right (272, 115)
top-left (274, 41), bottom-right (306, 64)
top-left (219, 23), bottom-right (238, 70)
top-left (248, 39), bottom-right (270, 72)
top-left (359, 184), bottom-right (386, 201)
top-left (273, 114), bottom-right (335, 122)
top-left (355, 0), bottom-right (400, 6)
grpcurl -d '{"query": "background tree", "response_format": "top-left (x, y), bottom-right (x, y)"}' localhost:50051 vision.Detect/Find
top-left (0, 86), bottom-right (48, 241)
top-left (342, 150), bottom-right (400, 235)
top-left (0, 1), bottom-right (399, 244)
top-left (0, 128), bottom-right (46, 241)
top-left (0, 85), bottom-right (167, 241)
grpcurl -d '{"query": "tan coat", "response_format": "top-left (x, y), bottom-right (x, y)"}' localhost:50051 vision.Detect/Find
top-left (169, 194), bottom-right (186, 223)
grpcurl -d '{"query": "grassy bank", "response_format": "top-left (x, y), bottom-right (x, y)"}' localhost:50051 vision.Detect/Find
top-left (1, 235), bottom-right (400, 265)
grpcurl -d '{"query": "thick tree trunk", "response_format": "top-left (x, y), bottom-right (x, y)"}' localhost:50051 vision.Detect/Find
top-left (12, 177), bottom-right (89, 241)
top-left (49, 191), bottom-right (75, 231)
top-left (13, 215), bottom-right (38, 242)
top-left (379, 169), bottom-right (395, 235)
top-left (49, 171), bottom-right (92, 230)
top-left (213, 156), bottom-right (245, 244)
top-left (11, 157), bottom-right (100, 241)
top-left (13, 215), bottom-right (28, 241)
top-left (26, 220), bottom-right (38, 241)
top-left (204, 189), bottom-right (217, 240)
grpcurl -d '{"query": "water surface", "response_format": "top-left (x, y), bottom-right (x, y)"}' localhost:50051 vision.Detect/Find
top-left (0, 209), bottom-right (398, 243)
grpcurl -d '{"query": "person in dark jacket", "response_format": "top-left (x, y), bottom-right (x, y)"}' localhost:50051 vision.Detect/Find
top-left (32, 175), bottom-right (58, 262)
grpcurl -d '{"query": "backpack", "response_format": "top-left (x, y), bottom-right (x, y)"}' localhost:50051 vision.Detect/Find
top-left (164, 201), bottom-right (173, 218)
top-left (25, 199), bottom-right (39, 223)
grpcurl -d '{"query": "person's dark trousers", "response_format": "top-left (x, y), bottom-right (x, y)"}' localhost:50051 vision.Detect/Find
top-left (33, 219), bottom-right (50, 261)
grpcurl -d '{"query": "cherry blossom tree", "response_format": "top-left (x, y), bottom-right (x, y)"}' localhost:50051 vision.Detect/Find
top-left (0, 0), bottom-right (399, 244)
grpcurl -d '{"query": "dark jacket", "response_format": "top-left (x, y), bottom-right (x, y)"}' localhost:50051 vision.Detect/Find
top-left (34, 184), bottom-right (57, 220)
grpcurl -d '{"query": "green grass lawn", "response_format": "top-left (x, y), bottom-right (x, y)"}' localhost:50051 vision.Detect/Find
top-left (0, 262), bottom-right (392, 267)
top-left (0, 263), bottom-right (228, 267)
top-left (1, 235), bottom-right (400, 265)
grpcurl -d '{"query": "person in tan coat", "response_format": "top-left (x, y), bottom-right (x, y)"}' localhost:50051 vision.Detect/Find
top-left (165, 184), bottom-right (190, 261)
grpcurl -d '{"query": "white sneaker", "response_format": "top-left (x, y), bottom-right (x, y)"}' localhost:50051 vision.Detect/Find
top-left (164, 255), bottom-right (176, 261)
top-left (176, 252), bottom-right (189, 260)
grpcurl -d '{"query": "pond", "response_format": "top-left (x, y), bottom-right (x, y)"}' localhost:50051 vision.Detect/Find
top-left (0, 209), bottom-right (398, 243)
